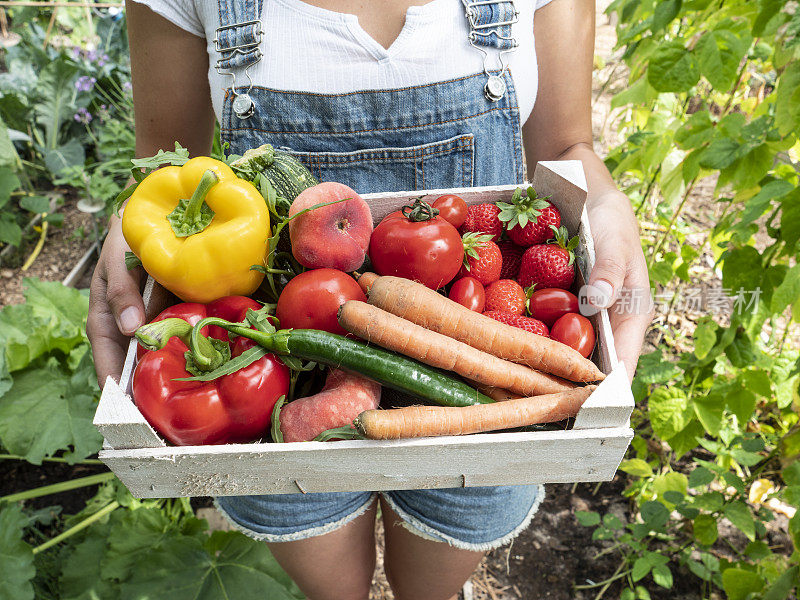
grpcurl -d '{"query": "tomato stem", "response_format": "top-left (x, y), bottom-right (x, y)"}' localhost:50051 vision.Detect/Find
top-left (400, 198), bottom-right (439, 222)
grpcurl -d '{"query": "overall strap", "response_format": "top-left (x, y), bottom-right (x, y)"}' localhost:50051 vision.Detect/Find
top-left (215, 0), bottom-right (264, 71)
top-left (461, 0), bottom-right (519, 101)
top-left (215, 0), bottom-right (265, 118)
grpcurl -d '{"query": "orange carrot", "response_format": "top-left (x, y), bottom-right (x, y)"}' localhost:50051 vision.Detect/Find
top-left (355, 385), bottom-right (596, 439)
top-left (338, 300), bottom-right (575, 396)
top-left (354, 271), bottom-right (379, 295)
top-left (367, 276), bottom-right (605, 382)
top-left (467, 382), bottom-right (525, 402)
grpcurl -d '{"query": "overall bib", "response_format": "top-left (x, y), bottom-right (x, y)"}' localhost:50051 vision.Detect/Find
top-left (214, 0), bottom-right (544, 550)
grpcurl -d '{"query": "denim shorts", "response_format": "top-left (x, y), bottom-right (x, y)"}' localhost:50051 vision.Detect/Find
top-left (214, 484), bottom-right (545, 551)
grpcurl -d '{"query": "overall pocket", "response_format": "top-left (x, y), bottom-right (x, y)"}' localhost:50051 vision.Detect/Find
top-left (282, 134), bottom-right (475, 194)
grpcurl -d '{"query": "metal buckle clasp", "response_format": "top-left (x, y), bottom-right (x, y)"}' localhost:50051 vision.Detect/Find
top-left (213, 19), bottom-right (263, 54)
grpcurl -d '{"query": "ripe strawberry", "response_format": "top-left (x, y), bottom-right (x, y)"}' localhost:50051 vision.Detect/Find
top-left (484, 279), bottom-right (526, 315)
top-left (483, 311), bottom-right (549, 337)
top-left (458, 232), bottom-right (502, 285)
top-left (460, 203), bottom-right (503, 241)
top-left (517, 225), bottom-right (579, 290)
top-left (497, 240), bottom-right (525, 280)
top-left (497, 186), bottom-right (561, 247)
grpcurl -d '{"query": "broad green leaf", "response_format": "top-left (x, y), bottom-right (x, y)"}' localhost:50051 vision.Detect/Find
top-left (636, 350), bottom-right (681, 384)
top-left (723, 472), bottom-right (748, 495)
top-left (640, 501), bottom-right (670, 529)
top-left (727, 386), bottom-right (757, 423)
top-left (763, 565), bottom-right (800, 600)
top-left (753, 0), bottom-right (785, 37)
top-left (724, 144), bottom-right (773, 190)
top-left (781, 188), bottom-right (800, 252)
top-left (694, 317), bottom-right (717, 360)
top-left (733, 180), bottom-right (794, 242)
top-left (688, 466), bottom-right (715, 488)
top-left (648, 387), bottom-right (689, 440)
top-left (0, 213), bottom-right (21, 247)
top-left (647, 41), bottom-right (700, 92)
top-left (693, 491), bottom-right (725, 512)
top-left (724, 500), bottom-right (756, 541)
top-left (652, 472), bottom-right (688, 508)
top-left (771, 263), bottom-right (800, 319)
top-left (0, 167), bottom-right (20, 209)
top-left (603, 513), bottom-right (624, 530)
top-left (652, 0), bottom-right (681, 31)
top-left (120, 531), bottom-right (304, 600)
top-left (693, 514), bottom-right (718, 546)
top-left (33, 58), bottom-right (79, 150)
top-left (693, 391), bottom-right (724, 436)
top-left (59, 521), bottom-right (117, 600)
top-left (651, 564), bottom-right (673, 588)
top-left (726, 329), bottom-right (757, 369)
top-left (19, 195), bottom-right (50, 215)
top-left (23, 278), bottom-right (89, 341)
top-left (0, 357), bottom-right (102, 464)
top-left (632, 557), bottom-right (652, 582)
top-left (101, 507), bottom-right (182, 581)
top-left (0, 505), bottom-right (35, 600)
top-left (776, 62), bottom-right (800, 137)
top-left (695, 28), bottom-right (747, 90)
top-left (743, 369), bottom-right (772, 398)
top-left (611, 76), bottom-right (653, 110)
top-left (721, 568), bottom-right (764, 600)
top-left (575, 511), bottom-right (600, 526)
top-left (620, 458), bottom-right (653, 477)
top-left (666, 419), bottom-right (705, 458)
top-left (744, 540), bottom-right (772, 560)
top-left (721, 246), bottom-right (762, 295)
top-left (43, 138), bottom-right (86, 178)
top-left (698, 137), bottom-right (743, 169)
top-left (782, 461), bottom-right (800, 486)
top-left (0, 116), bottom-right (20, 168)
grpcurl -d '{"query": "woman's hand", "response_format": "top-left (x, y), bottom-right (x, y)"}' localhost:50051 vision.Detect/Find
top-left (86, 218), bottom-right (146, 387)
top-left (584, 191), bottom-right (654, 382)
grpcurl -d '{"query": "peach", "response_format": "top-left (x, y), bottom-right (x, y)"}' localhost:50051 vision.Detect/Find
top-left (288, 182), bottom-right (373, 272)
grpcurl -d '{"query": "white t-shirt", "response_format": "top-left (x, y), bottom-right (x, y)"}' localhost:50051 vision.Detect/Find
top-left (134, 0), bottom-right (554, 125)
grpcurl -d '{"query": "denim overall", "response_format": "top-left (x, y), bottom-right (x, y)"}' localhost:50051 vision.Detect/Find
top-left (214, 0), bottom-right (544, 550)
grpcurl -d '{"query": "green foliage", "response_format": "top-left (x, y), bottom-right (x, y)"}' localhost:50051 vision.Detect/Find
top-left (0, 8), bottom-right (135, 252)
top-left (581, 0), bottom-right (800, 597)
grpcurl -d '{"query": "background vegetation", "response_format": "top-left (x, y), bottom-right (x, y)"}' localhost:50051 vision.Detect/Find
top-left (0, 1), bottom-right (798, 598)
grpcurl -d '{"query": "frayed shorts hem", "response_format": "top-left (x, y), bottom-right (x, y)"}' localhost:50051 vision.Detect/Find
top-left (214, 485), bottom-right (545, 552)
top-left (381, 484), bottom-right (546, 552)
top-left (213, 493), bottom-right (379, 543)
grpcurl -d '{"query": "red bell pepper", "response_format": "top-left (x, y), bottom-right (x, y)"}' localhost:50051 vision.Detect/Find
top-left (131, 297), bottom-right (290, 446)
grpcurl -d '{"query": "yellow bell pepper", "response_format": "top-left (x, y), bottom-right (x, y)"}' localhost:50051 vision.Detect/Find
top-left (122, 157), bottom-right (269, 303)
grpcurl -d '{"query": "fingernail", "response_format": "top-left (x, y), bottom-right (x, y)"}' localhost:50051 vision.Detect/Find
top-left (119, 307), bottom-right (142, 334)
top-left (589, 280), bottom-right (614, 308)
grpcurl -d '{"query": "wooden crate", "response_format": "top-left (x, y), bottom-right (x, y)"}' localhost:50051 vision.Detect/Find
top-left (94, 160), bottom-right (634, 498)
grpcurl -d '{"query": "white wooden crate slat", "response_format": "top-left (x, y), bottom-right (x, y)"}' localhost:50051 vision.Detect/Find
top-left (100, 427), bottom-right (633, 498)
top-left (93, 160), bottom-right (635, 497)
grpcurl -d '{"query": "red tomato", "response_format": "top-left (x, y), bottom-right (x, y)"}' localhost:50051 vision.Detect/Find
top-left (276, 268), bottom-right (366, 335)
top-left (550, 313), bottom-right (595, 358)
top-left (527, 288), bottom-right (580, 327)
top-left (433, 194), bottom-right (468, 228)
top-left (369, 199), bottom-right (464, 290)
top-left (449, 277), bottom-right (486, 312)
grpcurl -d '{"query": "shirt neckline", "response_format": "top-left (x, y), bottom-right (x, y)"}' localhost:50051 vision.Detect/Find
top-left (274, 0), bottom-right (451, 61)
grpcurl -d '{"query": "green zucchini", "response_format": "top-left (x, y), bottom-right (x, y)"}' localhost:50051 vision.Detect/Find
top-left (191, 319), bottom-right (494, 408)
top-left (230, 144), bottom-right (318, 201)
top-left (267, 150), bottom-right (318, 200)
